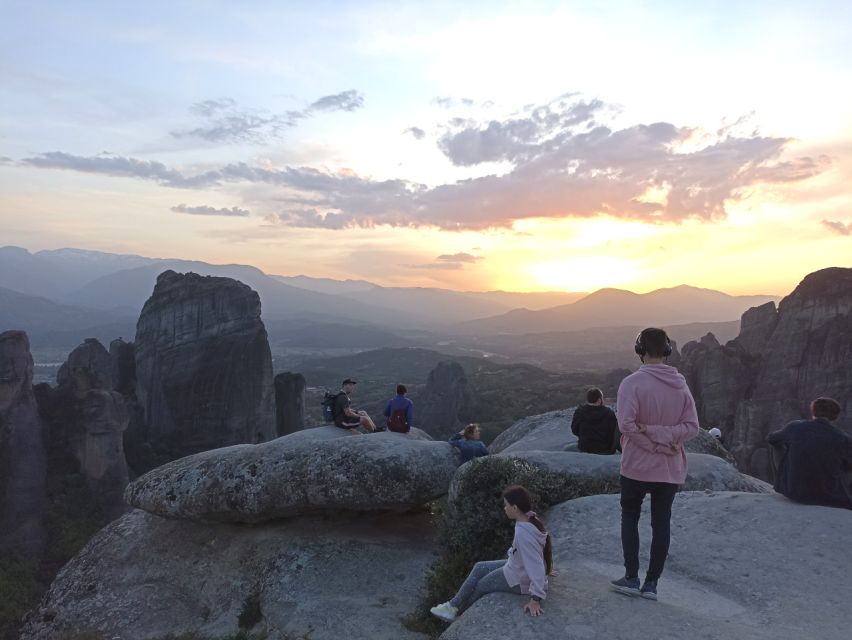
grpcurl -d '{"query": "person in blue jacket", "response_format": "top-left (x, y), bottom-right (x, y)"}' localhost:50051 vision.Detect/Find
top-left (449, 423), bottom-right (489, 463)
top-left (383, 384), bottom-right (414, 432)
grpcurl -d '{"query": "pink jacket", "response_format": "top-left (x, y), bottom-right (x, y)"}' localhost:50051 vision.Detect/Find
top-left (616, 364), bottom-right (699, 484)
top-left (502, 521), bottom-right (549, 599)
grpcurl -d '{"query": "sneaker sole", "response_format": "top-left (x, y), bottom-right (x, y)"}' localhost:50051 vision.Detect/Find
top-left (640, 591), bottom-right (658, 601)
top-left (429, 609), bottom-right (456, 622)
top-left (610, 585), bottom-right (640, 597)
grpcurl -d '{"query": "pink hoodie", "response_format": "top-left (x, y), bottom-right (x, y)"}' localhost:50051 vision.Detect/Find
top-left (616, 364), bottom-right (700, 484)
top-left (502, 521), bottom-right (549, 599)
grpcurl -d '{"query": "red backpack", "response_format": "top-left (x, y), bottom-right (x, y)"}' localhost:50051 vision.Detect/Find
top-left (388, 408), bottom-right (409, 433)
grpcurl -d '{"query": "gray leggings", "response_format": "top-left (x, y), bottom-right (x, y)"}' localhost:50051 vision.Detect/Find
top-left (449, 560), bottom-right (522, 612)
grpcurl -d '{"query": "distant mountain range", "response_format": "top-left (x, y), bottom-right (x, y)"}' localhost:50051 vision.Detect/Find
top-left (460, 286), bottom-right (779, 334)
top-left (1, 246), bottom-right (781, 350)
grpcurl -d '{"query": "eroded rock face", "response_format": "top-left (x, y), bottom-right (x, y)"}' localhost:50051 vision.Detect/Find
top-left (274, 371), bottom-right (306, 436)
top-left (679, 335), bottom-right (754, 436)
top-left (35, 339), bottom-right (131, 521)
top-left (73, 390), bottom-right (130, 520)
top-left (0, 330), bottom-right (47, 556)
top-left (56, 338), bottom-right (112, 394)
top-left (686, 268), bottom-right (852, 478)
top-left (20, 509), bottom-right (435, 640)
top-left (418, 360), bottom-right (478, 439)
top-left (132, 270), bottom-right (276, 462)
top-left (737, 301), bottom-right (779, 355)
top-left (441, 492), bottom-right (851, 640)
top-left (125, 427), bottom-right (458, 522)
top-left (108, 338), bottom-right (136, 397)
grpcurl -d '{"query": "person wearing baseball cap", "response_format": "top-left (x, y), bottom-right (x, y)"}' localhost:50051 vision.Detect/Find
top-left (333, 378), bottom-right (377, 434)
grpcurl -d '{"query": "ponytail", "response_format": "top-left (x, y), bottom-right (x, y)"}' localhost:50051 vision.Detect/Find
top-left (527, 513), bottom-right (553, 576)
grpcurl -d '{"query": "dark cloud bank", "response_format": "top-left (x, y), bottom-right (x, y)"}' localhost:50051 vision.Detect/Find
top-left (22, 95), bottom-right (829, 231)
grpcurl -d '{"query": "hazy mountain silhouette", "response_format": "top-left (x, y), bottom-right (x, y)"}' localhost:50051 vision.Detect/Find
top-left (1, 246), bottom-right (779, 337)
top-left (462, 285), bottom-right (780, 334)
top-left (0, 287), bottom-right (135, 338)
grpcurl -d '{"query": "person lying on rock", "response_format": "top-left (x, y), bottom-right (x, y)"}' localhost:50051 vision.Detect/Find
top-left (611, 327), bottom-right (699, 602)
top-left (333, 378), bottom-right (377, 434)
top-left (449, 423), bottom-right (489, 462)
top-left (767, 396), bottom-right (852, 510)
top-left (571, 387), bottom-right (621, 454)
top-left (430, 484), bottom-right (552, 622)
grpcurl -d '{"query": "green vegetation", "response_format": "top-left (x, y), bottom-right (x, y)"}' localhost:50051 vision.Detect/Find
top-left (0, 555), bottom-right (39, 640)
top-left (237, 593), bottom-right (263, 630)
top-left (1, 451), bottom-right (107, 640)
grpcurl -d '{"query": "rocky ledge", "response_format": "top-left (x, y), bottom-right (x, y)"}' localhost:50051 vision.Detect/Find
top-left (125, 426), bottom-right (459, 522)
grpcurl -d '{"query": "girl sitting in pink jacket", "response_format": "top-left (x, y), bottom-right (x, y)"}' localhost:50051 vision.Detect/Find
top-left (430, 485), bottom-right (552, 622)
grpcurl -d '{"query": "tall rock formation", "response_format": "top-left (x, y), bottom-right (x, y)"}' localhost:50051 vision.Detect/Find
top-left (417, 360), bottom-right (477, 439)
top-left (275, 371), bottom-right (306, 436)
top-left (36, 338), bottom-right (130, 521)
top-left (683, 268), bottom-right (852, 479)
top-left (109, 338), bottom-right (136, 397)
top-left (0, 330), bottom-right (47, 556)
top-left (56, 337), bottom-right (112, 392)
top-left (132, 271), bottom-right (275, 462)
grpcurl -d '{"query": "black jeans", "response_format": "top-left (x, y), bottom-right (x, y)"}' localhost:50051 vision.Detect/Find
top-left (620, 475), bottom-right (678, 582)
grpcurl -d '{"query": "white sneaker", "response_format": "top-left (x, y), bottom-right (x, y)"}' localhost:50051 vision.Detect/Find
top-left (429, 601), bottom-right (458, 622)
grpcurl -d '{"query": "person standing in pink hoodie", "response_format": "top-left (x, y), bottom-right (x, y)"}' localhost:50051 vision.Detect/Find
top-left (610, 327), bottom-right (699, 601)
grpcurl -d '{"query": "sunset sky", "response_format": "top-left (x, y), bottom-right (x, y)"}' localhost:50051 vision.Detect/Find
top-left (2, 0), bottom-right (851, 295)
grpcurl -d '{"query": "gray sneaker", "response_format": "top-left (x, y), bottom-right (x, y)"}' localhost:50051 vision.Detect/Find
top-left (610, 576), bottom-right (641, 596)
top-left (640, 580), bottom-right (658, 600)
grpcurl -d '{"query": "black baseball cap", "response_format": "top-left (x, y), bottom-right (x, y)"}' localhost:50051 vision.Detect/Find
top-left (342, 378), bottom-right (357, 385)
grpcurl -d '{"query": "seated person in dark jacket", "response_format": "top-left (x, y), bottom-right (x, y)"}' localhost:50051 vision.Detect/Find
top-left (570, 387), bottom-right (621, 454)
top-left (333, 378), bottom-right (377, 434)
top-left (449, 423), bottom-right (489, 463)
top-left (767, 396), bottom-right (852, 510)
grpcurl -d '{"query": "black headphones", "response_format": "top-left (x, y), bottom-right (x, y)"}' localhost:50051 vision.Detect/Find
top-left (634, 329), bottom-right (673, 358)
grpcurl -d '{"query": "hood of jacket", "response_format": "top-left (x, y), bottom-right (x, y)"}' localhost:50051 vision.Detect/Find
top-left (516, 520), bottom-right (549, 546)
top-left (637, 363), bottom-right (688, 389)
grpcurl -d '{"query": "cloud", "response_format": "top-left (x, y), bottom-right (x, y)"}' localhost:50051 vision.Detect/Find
top-left (404, 126), bottom-right (426, 140)
top-left (432, 96), bottom-right (475, 108)
top-left (172, 203), bottom-right (250, 217)
top-left (437, 252), bottom-right (482, 263)
top-left (189, 98), bottom-right (237, 117)
top-left (21, 95), bottom-right (831, 231)
top-left (821, 220), bottom-right (852, 236)
top-left (309, 89), bottom-right (364, 112)
top-left (407, 261), bottom-right (463, 270)
top-left (171, 90), bottom-right (364, 144)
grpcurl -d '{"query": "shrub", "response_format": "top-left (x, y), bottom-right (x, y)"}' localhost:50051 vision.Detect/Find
top-left (0, 554), bottom-right (39, 640)
top-left (237, 593), bottom-right (263, 630)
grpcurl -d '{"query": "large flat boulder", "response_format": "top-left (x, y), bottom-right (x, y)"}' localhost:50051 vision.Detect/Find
top-left (21, 508), bottom-right (436, 640)
top-left (492, 408), bottom-right (735, 463)
top-left (125, 426), bottom-right (458, 522)
top-left (490, 409), bottom-right (577, 454)
top-left (441, 492), bottom-right (852, 640)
